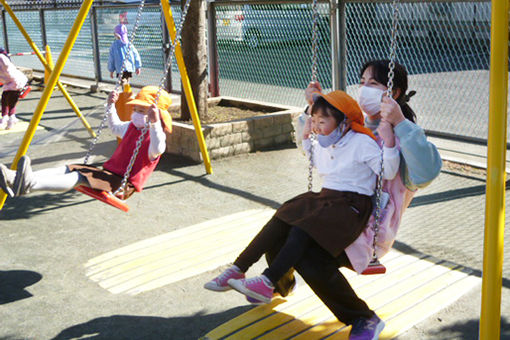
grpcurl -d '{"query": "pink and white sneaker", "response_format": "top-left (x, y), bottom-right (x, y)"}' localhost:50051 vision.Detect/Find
top-left (204, 266), bottom-right (245, 292)
top-left (245, 279), bottom-right (298, 304)
top-left (228, 275), bottom-right (274, 304)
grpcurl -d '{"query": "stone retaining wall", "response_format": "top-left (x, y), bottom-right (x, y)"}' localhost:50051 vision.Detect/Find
top-left (165, 97), bottom-right (302, 162)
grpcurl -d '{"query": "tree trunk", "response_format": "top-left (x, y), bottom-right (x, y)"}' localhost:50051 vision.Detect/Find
top-left (180, 0), bottom-right (208, 121)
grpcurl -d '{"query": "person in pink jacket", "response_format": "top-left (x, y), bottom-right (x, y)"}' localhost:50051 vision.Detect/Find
top-left (0, 47), bottom-right (28, 130)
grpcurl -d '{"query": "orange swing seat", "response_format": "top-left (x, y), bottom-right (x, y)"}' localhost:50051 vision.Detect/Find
top-left (75, 185), bottom-right (129, 212)
top-left (361, 260), bottom-right (386, 275)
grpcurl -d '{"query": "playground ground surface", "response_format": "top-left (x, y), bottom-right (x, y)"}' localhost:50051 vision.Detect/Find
top-left (0, 80), bottom-right (509, 339)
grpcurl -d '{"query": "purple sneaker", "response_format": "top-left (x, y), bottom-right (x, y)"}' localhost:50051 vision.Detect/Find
top-left (204, 266), bottom-right (245, 292)
top-left (228, 275), bottom-right (274, 304)
top-left (349, 314), bottom-right (385, 340)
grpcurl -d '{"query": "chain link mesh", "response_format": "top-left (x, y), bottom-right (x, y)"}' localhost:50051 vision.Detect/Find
top-left (4, 1), bottom-right (494, 142)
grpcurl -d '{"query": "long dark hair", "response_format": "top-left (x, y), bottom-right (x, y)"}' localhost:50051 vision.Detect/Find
top-left (311, 97), bottom-right (345, 126)
top-left (360, 60), bottom-right (416, 123)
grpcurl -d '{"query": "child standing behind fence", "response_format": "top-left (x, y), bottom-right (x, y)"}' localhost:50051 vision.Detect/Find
top-left (0, 47), bottom-right (28, 130)
top-left (108, 24), bottom-right (142, 85)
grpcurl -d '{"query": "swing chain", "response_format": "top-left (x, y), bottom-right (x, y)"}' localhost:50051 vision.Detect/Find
top-left (307, 133), bottom-right (315, 191)
top-left (371, 0), bottom-right (400, 261)
top-left (113, 0), bottom-right (193, 198)
top-left (83, 0), bottom-right (147, 165)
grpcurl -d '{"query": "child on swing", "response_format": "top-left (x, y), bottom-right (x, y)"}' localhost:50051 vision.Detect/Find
top-left (0, 86), bottom-right (171, 199)
top-left (0, 47), bottom-right (29, 130)
top-left (204, 90), bottom-right (399, 319)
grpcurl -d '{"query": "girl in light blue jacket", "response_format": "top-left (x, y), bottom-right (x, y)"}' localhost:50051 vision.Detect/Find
top-left (108, 24), bottom-right (142, 85)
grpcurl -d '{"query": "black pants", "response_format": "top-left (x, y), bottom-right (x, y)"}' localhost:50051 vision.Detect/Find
top-left (263, 229), bottom-right (374, 325)
top-left (234, 217), bottom-right (312, 286)
top-left (1, 90), bottom-right (21, 115)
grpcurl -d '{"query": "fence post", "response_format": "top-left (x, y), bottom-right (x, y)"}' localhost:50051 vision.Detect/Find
top-left (330, 0), bottom-right (338, 90)
top-left (337, 0), bottom-right (346, 91)
top-left (162, 11), bottom-right (172, 92)
top-left (90, 6), bottom-right (102, 83)
top-left (207, 0), bottom-right (220, 97)
top-left (1, 10), bottom-right (8, 53)
top-left (39, 9), bottom-right (47, 48)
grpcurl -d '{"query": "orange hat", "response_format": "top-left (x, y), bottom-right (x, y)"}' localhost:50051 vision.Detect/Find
top-left (126, 86), bottom-right (173, 133)
top-left (313, 90), bottom-right (376, 141)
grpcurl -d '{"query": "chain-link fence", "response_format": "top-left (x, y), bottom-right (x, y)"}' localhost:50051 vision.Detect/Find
top-left (0, 0), bottom-right (497, 142)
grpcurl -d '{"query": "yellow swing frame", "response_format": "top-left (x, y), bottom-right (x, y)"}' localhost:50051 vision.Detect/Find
top-left (0, 0), bottom-right (213, 211)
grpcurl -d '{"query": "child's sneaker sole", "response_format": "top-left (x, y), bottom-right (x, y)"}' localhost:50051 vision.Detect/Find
top-left (203, 281), bottom-right (232, 292)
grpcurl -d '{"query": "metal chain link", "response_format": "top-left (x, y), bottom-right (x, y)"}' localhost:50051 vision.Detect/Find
top-left (371, 0), bottom-right (400, 262)
top-left (113, 0), bottom-right (193, 198)
top-left (307, 0), bottom-right (319, 191)
top-left (83, 0), bottom-right (147, 165)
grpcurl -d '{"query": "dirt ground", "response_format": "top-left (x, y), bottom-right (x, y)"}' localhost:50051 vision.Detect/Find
top-left (169, 103), bottom-right (273, 124)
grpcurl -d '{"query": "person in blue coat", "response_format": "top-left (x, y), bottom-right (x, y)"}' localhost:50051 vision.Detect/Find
top-left (108, 24), bottom-right (142, 85)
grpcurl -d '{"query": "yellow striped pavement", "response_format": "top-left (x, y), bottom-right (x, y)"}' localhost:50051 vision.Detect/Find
top-left (201, 252), bottom-right (480, 340)
top-left (85, 208), bottom-right (480, 339)
top-left (85, 209), bottom-right (275, 295)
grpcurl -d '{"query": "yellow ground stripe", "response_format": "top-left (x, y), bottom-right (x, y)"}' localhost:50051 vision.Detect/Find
top-left (0, 121), bottom-right (41, 135)
top-left (201, 257), bottom-right (481, 340)
top-left (88, 221), bottom-right (262, 281)
top-left (86, 209), bottom-right (274, 266)
top-left (85, 209), bottom-right (275, 294)
top-left (380, 275), bottom-right (481, 339)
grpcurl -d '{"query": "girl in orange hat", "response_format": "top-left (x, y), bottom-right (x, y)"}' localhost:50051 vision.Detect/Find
top-left (0, 86), bottom-right (172, 199)
top-left (204, 89), bottom-right (400, 327)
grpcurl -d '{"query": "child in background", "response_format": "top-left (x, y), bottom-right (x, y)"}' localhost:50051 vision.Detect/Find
top-left (0, 86), bottom-right (171, 199)
top-left (108, 24), bottom-right (142, 85)
top-left (0, 47), bottom-right (29, 130)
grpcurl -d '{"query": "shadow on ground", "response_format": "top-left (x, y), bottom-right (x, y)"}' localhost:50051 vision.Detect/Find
top-left (0, 270), bottom-right (42, 305)
top-left (51, 307), bottom-right (252, 340)
top-left (430, 317), bottom-right (510, 340)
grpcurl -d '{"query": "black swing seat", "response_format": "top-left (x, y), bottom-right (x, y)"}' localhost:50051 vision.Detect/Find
top-left (361, 260), bottom-right (387, 275)
top-left (75, 185), bottom-right (129, 212)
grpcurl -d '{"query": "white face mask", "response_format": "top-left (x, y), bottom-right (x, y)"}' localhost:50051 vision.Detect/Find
top-left (359, 86), bottom-right (385, 116)
top-left (131, 111), bottom-right (147, 129)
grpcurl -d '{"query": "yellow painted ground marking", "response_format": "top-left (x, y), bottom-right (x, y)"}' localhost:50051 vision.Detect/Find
top-left (85, 209), bottom-right (275, 295)
top-left (0, 121), bottom-right (40, 135)
top-left (201, 255), bottom-right (481, 340)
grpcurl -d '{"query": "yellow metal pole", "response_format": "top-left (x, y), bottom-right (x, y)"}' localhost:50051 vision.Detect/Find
top-left (161, 0), bottom-right (212, 174)
top-left (44, 45), bottom-right (54, 85)
top-left (0, 0), bottom-right (95, 210)
top-left (0, 0), bottom-right (96, 138)
top-left (480, 0), bottom-right (509, 338)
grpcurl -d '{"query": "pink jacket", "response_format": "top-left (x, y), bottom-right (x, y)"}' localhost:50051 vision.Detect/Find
top-left (345, 139), bottom-right (415, 273)
top-left (0, 54), bottom-right (28, 91)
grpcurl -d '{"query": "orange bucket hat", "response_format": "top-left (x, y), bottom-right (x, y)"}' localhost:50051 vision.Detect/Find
top-left (126, 86), bottom-right (173, 133)
top-left (313, 90), bottom-right (376, 140)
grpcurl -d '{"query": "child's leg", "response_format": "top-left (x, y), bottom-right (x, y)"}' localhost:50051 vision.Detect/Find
top-left (233, 216), bottom-right (293, 273)
top-left (30, 166), bottom-right (85, 192)
top-left (261, 227), bottom-right (312, 286)
top-left (1, 92), bottom-right (9, 125)
top-left (13, 156), bottom-right (85, 196)
top-left (295, 245), bottom-right (373, 325)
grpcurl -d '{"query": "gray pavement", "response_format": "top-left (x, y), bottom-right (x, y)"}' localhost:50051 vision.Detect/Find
top-left (0, 83), bottom-right (509, 340)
